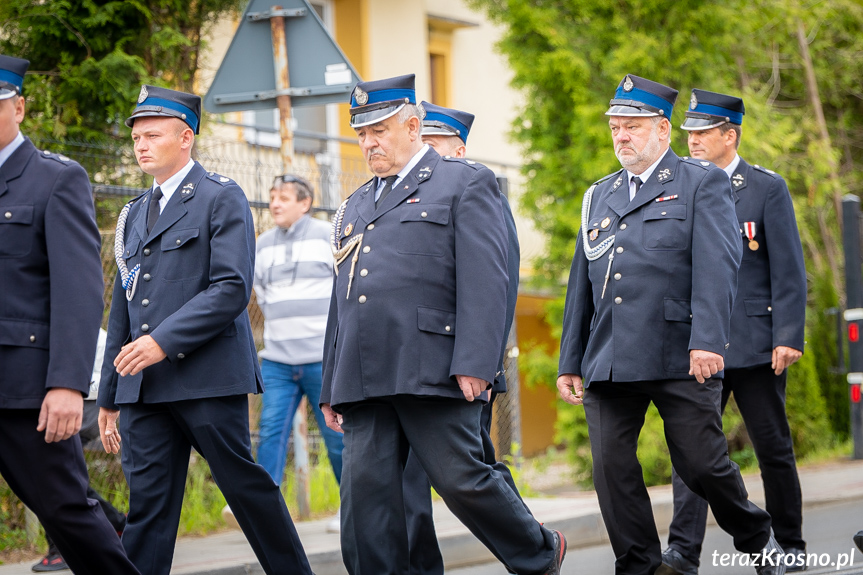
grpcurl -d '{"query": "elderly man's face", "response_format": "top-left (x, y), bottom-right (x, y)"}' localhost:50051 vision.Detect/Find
top-left (609, 116), bottom-right (667, 173)
top-left (0, 95), bottom-right (25, 151)
top-left (355, 113), bottom-right (420, 177)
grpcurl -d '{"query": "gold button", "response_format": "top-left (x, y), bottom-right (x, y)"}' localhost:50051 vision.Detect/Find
top-left (614, 273), bottom-right (621, 280)
top-left (29, 335), bottom-right (36, 342)
top-left (363, 246), bottom-right (371, 253)
top-left (421, 212), bottom-right (428, 218)
top-left (445, 325), bottom-right (451, 332)
top-left (360, 269), bottom-right (368, 277)
top-left (4, 212), bottom-right (11, 219)
top-left (616, 246), bottom-right (624, 254)
top-left (367, 224), bottom-right (375, 230)
top-left (619, 223), bottom-right (627, 230)
top-left (141, 324), bottom-right (149, 332)
top-left (358, 295), bottom-right (367, 303)
top-left (614, 297), bottom-right (622, 304)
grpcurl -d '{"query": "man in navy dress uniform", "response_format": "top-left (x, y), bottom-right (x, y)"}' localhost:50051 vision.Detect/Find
top-left (660, 90), bottom-right (807, 575)
top-left (0, 54), bottom-right (139, 575)
top-left (401, 101), bottom-right (523, 575)
top-left (556, 74), bottom-right (784, 575)
top-left (97, 85), bottom-right (312, 575)
top-left (320, 74), bottom-right (565, 575)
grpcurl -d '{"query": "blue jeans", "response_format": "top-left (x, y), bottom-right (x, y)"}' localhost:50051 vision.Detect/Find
top-left (257, 359), bottom-right (343, 486)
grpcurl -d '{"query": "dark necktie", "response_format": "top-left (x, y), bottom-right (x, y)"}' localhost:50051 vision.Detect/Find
top-left (147, 186), bottom-right (163, 234)
top-left (631, 176), bottom-right (642, 200)
top-left (376, 175), bottom-right (398, 208)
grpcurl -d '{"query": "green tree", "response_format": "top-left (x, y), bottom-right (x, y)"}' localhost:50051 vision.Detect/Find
top-left (469, 0), bottom-right (853, 485)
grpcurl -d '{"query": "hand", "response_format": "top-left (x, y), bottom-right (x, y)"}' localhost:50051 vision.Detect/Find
top-left (689, 349), bottom-right (724, 383)
top-left (321, 403), bottom-right (343, 433)
top-left (455, 375), bottom-right (489, 402)
top-left (772, 346), bottom-right (802, 375)
top-left (99, 408), bottom-right (122, 454)
top-left (37, 388), bottom-right (83, 442)
top-left (114, 335), bottom-right (167, 376)
top-left (557, 374), bottom-right (585, 406)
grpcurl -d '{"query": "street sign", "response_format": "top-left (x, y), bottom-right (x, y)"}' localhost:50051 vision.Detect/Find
top-left (203, 0), bottom-right (361, 114)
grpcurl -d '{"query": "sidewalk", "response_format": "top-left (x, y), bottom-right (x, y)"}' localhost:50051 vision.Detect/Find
top-left (3, 459), bottom-right (863, 575)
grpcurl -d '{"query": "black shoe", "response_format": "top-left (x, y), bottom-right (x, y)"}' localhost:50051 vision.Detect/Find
top-left (783, 547), bottom-right (807, 572)
top-left (656, 547), bottom-right (699, 575)
top-left (855, 531), bottom-right (863, 554)
top-left (753, 531), bottom-right (786, 575)
top-left (31, 547), bottom-right (68, 572)
top-left (544, 529), bottom-right (567, 575)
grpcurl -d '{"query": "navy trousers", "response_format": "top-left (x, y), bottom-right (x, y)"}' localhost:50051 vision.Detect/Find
top-left (119, 395), bottom-right (312, 575)
top-left (668, 365), bottom-right (804, 564)
top-left (583, 379), bottom-right (772, 575)
top-left (339, 395), bottom-right (554, 575)
top-left (0, 409), bottom-right (139, 575)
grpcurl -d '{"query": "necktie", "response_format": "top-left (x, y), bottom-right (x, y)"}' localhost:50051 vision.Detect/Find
top-left (376, 175), bottom-right (398, 207)
top-left (147, 187), bottom-right (163, 234)
top-left (630, 176), bottom-right (642, 201)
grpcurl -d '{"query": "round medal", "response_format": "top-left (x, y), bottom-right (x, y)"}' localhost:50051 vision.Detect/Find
top-left (749, 240), bottom-right (759, 251)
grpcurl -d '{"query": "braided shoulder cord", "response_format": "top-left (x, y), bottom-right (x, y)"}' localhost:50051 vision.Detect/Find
top-left (581, 184), bottom-right (615, 261)
top-left (114, 200), bottom-right (140, 301)
top-left (330, 198), bottom-right (363, 299)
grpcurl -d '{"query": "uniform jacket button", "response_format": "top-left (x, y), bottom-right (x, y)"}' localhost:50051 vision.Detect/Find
top-left (358, 295), bottom-right (367, 303)
top-left (421, 211), bottom-right (428, 218)
top-left (445, 325), bottom-right (451, 332)
top-left (141, 324), bottom-right (149, 332)
top-left (143, 248), bottom-right (151, 256)
top-left (616, 246), bottom-right (624, 254)
top-left (4, 211), bottom-right (11, 219)
top-left (29, 335), bottom-right (36, 342)
top-left (362, 246), bottom-right (371, 253)
top-left (177, 353), bottom-right (185, 359)
top-left (614, 297), bottom-right (622, 304)
top-left (360, 269), bottom-right (368, 277)
top-left (767, 306), bottom-right (772, 311)
top-left (176, 239), bottom-right (182, 245)
top-left (619, 223), bottom-right (627, 230)
top-left (143, 273), bottom-right (151, 281)
top-left (614, 273), bottom-right (621, 280)
top-left (142, 299), bottom-right (150, 306)
top-left (367, 223), bottom-right (375, 230)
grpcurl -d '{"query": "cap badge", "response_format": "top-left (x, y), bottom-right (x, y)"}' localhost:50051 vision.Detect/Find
top-left (138, 85), bottom-right (149, 104)
top-left (344, 222), bottom-right (353, 236)
top-left (589, 229), bottom-right (599, 241)
top-left (600, 217), bottom-right (611, 229)
top-left (623, 76), bottom-right (634, 92)
top-left (354, 87), bottom-right (368, 106)
top-left (690, 93), bottom-right (698, 110)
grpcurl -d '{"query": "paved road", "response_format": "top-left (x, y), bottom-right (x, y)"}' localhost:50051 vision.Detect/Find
top-left (450, 499), bottom-right (863, 575)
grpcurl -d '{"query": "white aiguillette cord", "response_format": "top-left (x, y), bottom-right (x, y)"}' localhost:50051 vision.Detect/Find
top-left (330, 199), bottom-right (363, 299)
top-left (114, 198), bottom-right (143, 301)
top-left (580, 184), bottom-right (616, 298)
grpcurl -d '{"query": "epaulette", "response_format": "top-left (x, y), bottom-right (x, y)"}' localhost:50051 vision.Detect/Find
top-left (593, 170), bottom-right (622, 186)
top-left (752, 164), bottom-right (779, 178)
top-left (206, 171), bottom-right (233, 185)
top-left (681, 157), bottom-right (715, 170)
top-left (442, 156), bottom-right (482, 169)
top-left (41, 150), bottom-right (73, 164)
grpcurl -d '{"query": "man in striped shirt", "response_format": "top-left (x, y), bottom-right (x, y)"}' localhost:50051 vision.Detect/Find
top-left (253, 175), bottom-right (344, 509)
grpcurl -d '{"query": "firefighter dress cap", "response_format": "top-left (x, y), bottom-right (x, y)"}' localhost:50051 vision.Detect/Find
top-left (349, 74), bottom-right (423, 128)
top-left (606, 74), bottom-right (678, 119)
top-left (681, 89), bottom-right (745, 131)
top-left (420, 101), bottom-right (475, 145)
top-left (125, 85), bottom-right (202, 134)
top-left (0, 55), bottom-right (29, 101)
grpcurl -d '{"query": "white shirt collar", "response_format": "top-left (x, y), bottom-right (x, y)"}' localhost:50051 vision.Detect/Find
top-left (153, 159), bottom-right (195, 211)
top-left (374, 144), bottom-right (430, 199)
top-left (627, 147), bottom-right (670, 199)
top-left (723, 154), bottom-right (742, 179)
top-left (0, 131), bottom-right (25, 170)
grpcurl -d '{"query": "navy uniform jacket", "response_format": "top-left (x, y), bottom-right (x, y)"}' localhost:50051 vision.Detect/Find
top-left (493, 193), bottom-right (519, 394)
top-left (726, 158), bottom-right (806, 368)
top-left (98, 162), bottom-right (263, 410)
top-left (0, 137), bottom-right (103, 408)
top-left (321, 148), bottom-right (508, 409)
top-left (559, 149), bottom-right (742, 385)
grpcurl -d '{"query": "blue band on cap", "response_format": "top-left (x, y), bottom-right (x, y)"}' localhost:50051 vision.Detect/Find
top-left (138, 97), bottom-right (199, 132)
top-left (614, 85), bottom-right (673, 118)
top-left (352, 88), bottom-right (415, 108)
top-left (0, 70), bottom-right (24, 91)
top-left (424, 111), bottom-right (469, 139)
top-left (692, 103), bottom-right (743, 125)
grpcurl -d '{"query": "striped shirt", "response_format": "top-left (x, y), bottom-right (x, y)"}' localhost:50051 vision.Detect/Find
top-left (254, 215), bottom-right (334, 365)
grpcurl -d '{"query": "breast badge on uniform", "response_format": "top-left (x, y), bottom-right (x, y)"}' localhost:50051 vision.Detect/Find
top-left (344, 222), bottom-right (353, 236)
top-left (600, 217), bottom-right (611, 229)
top-left (657, 168), bottom-right (671, 182)
top-left (589, 229), bottom-right (599, 241)
top-left (732, 173), bottom-right (745, 187)
top-left (655, 194), bottom-right (679, 202)
top-left (407, 198), bottom-right (420, 204)
top-left (744, 221), bottom-right (759, 251)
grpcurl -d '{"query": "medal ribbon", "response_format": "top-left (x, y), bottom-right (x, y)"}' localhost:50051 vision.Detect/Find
top-left (744, 221), bottom-right (756, 241)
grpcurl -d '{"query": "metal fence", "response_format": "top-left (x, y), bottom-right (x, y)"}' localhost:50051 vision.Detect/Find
top-left (1, 132), bottom-right (524, 539)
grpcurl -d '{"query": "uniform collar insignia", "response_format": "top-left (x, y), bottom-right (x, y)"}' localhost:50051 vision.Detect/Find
top-left (612, 176), bottom-right (623, 189)
top-left (657, 168), bottom-right (671, 182)
top-left (181, 183), bottom-right (195, 194)
top-left (732, 173), bottom-right (745, 187)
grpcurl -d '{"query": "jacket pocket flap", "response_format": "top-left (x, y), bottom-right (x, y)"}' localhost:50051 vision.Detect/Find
top-left (0, 205), bottom-right (34, 225)
top-left (664, 298), bottom-right (693, 323)
top-left (162, 228), bottom-right (200, 251)
top-left (644, 204), bottom-right (687, 222)
top-left (400, 204), bottom-right (450, 225)
top-left (744, 298), bottom-right (772, 316)
top-left (417, 306), bottom-right (456, 336)
top-left (0, 318), bottom-right (50, 349)
top-left (123, 235), bottom-right (141, 259)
